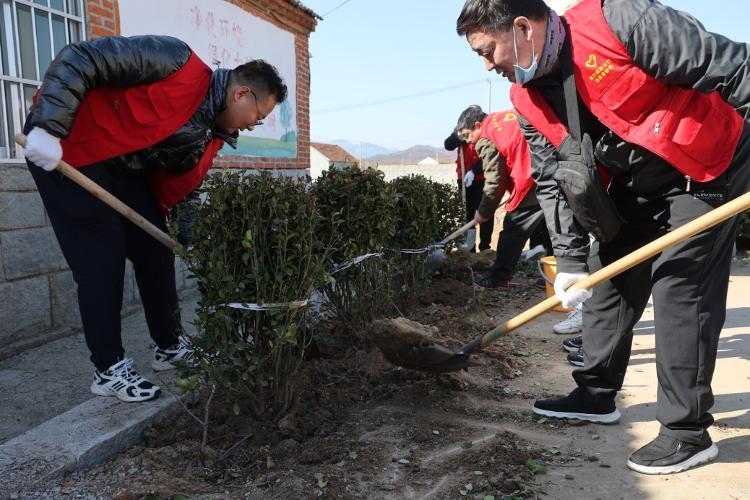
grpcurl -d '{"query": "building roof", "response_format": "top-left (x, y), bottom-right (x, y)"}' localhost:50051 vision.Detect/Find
top-left (285, 0), bottom-right (322, 20)
top-left (311, 142), bottom-right (358, 163)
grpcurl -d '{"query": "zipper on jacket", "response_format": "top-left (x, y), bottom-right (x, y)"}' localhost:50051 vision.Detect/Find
top-left (685, 175), bottom-right (691, 192)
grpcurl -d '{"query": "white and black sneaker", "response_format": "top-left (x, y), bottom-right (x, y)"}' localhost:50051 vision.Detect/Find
top-left (90, 358), bottom-right (160, 402)
top-left (533, 387), bottom-right (621, 424)
top-left (627, 434), bottom-right (718, 475)
top-left (553, 304), bottom-right (583, 334)
top-left (152, 335), bottom-right (196, 371)
top-left (562, 335), bottom-right (583, 353)
top-left (521, 244), bottom-right (546, 261)
top-left (567, 348), bottom-right (585, 367)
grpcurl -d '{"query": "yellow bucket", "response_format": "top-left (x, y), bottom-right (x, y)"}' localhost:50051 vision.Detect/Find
top-left (539, 256), bottom-right (572, 313)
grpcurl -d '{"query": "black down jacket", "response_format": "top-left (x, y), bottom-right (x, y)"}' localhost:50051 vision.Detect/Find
top-left (24, 35), bottom-right (237, 176)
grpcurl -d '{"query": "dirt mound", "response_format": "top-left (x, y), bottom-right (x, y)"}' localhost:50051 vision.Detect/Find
top-left (440, 248), bottom-right (495, 278)
top-left (368, 317), bottom-right (440, 367)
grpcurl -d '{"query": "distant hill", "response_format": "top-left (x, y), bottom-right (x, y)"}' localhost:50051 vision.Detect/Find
top-left (366, 144), bottom-right (454, 164)
top-left (313, 139), bottom-right (396, 159)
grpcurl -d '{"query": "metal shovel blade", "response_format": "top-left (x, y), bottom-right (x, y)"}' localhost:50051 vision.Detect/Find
top-left (392, 343), bottom-right (477, 372)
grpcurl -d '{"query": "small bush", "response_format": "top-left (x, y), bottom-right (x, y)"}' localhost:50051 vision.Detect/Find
top-left (312, 166), bottom-right (396, 326)
top-left (430, 179), bottom-right (464, 247)
top-left (181, 171), bottom-right (329, 421)
top-left (387, 175), bottom-right (461, 291)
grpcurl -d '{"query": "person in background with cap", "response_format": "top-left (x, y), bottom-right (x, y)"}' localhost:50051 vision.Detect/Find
top-left (456, 105), bottom-right (546, 291)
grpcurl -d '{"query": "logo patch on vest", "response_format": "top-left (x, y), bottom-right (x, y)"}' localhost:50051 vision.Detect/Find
top-left (585, 54), bottom-right (598, 68)
top-left (588, 58), bottom-right (614, 84)
top-left (491, 116), bottom-right (503, 132)
top-left (503, 112), bottom-right (517, 121)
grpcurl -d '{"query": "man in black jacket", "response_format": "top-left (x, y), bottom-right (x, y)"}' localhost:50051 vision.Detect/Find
top-left (457, 0), bottom-right (750, 474)
top-left (22, 35), bottom-right (287, 402)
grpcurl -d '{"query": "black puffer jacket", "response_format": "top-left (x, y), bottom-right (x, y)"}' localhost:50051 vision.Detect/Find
top-left (24, 35), bottom-right (237, 176)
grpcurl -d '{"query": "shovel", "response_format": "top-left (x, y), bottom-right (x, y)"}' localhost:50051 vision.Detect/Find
top-left (437, 219), bottom-right (477, 247)
top-left (16, 133), bottom-right (179, 250)
top-left (425, 220), bottom-right (477, 270)
top-left (390, 191), bottom-right (750, 373)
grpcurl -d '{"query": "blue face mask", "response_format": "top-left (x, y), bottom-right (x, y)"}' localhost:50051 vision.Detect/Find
top-left (512, 24), bottom-right (538, 84)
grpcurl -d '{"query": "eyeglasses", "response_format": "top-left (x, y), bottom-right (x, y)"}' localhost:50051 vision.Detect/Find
top-left (249, 89), bottom-right (264, 127)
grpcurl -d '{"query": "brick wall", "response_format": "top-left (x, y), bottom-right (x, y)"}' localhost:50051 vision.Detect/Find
top-left (86, 0), bottom-right (120, 37)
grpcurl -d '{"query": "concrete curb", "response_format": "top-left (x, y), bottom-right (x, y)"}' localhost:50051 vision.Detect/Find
top-left (0, 372), bottom-right (180, 495)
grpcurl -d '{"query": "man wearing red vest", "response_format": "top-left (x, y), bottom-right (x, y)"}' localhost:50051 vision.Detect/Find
top-left (455, 105), bottom-right (545, 291)
top-left (444, 127), bottom-right (494, 251)
top-left (22, 35), bottom-right (287, 403)
top-left (457, 0), bottom-right (750, 474)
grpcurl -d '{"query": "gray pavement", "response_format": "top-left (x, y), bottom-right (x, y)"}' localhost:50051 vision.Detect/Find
top-left (0, 291), bottom-right (199, 444)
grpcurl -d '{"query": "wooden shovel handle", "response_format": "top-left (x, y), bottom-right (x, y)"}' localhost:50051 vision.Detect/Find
top-left (439, 219), bottom-right (477, 246)
top-left (475, 191), bottom-right (750, 349)
top-left (16, 133), bottom-right (179, 251)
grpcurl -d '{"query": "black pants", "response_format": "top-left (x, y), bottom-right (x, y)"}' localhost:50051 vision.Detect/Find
top-left (487, 203), bottom-right (545, 281)
top-left (459, 179), bottom-right (494, 251)
top-left (529, 220), bottom-right (553, 256)
top-left (576, 136), bottom-right (750, 444)
top-left (28, 162), bottom-right (182, 372)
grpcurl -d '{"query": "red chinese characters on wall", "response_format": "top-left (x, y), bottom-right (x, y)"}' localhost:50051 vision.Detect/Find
top-left (189, 4), bottom-right (248, 68)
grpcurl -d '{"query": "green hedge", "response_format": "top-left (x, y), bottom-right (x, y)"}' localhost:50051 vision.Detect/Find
top-left (180, 171), bottom-right (328, 420)
top-left (175, 170), bottom-right (462, 423)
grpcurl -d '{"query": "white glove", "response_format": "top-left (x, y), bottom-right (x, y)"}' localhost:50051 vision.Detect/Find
top-left (23, 127), bottom-right (62, 171)
top-left (463, 170), bottom-right (475, 187)
top-left (554, 272), bottom-right (593, 309)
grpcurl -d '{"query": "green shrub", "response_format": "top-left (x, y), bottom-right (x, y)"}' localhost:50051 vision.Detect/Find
top-left (388, 175), bottom-right (441, 250)
top-left (312, 166), bottom-right (396, 326)
top-left (430, 179), bottom-right (463, 247)
top-left (387, 175), bottom-right (461, 291)
top-left (180, 171), bottom-right (329, 421)
top-left (312, 165), bottom-right (396, 266)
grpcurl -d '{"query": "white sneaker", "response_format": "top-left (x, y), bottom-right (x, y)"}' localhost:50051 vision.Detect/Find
top-left (553, 305), bottom-right (583, 334)
top-left (90, 358), bottom-right (160, 402)
top-left (152, 335), bottom-right (196, 371)
top-left (521, 244), bottom-right (546, 261)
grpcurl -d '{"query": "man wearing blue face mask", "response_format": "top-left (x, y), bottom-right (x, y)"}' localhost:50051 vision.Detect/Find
top-left (457, 0), bottom-right (750, 475)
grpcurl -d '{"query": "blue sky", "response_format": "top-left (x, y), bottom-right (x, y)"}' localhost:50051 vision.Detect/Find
top-left (301, 0), bottom-right (749, 151)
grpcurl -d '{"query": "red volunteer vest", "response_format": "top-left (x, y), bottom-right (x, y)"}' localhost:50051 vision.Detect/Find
top-left (456, 142), bottom-right (485, 182)
top-left (509, 86), bottom-right (612, 185)
top-left (511, 0), bottom-right (743, 182)
top-left (480, 110), bottom-right (534, 212)
top-left (58, 51), bottom-right (221, 212)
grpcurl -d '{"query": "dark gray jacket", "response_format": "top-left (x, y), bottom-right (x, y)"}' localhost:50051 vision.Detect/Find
top-left (520, 0), bottom-right (750, 272)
